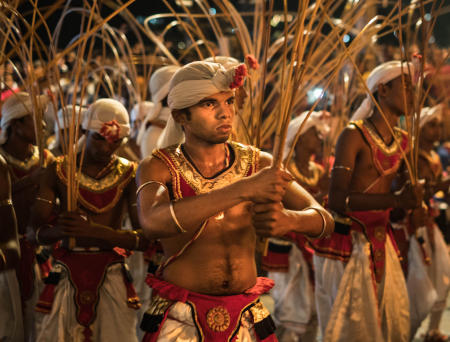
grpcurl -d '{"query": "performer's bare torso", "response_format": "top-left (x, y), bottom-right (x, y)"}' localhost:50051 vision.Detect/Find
top-left (350, 132), bottom-right (395, 194)
top-left (162, 200), bottom-right (257, 295)
top-left (341, 122), bottom-right (398, 195)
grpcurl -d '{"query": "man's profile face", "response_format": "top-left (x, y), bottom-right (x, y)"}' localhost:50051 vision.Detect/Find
top-left (85, 130), bottom-right (123, 162)
top-left (421, 118), bottom-right (441, 144)
top-left (15, 114), bottom-right (38, 144)
top-left (181, 91), bottom-right (235, 144)
top-left (385, 75), bottom-right (414, 117)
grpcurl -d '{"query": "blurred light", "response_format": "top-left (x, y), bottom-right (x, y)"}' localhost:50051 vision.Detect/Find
top-left (175, 0), bottom-right (193, 6)
top-left (429, 36), bottom-right (436, 44)
top-left (307, 87), bottom-right (324, 104)
top-left (424, 13), bottom-right (431, 21)
top-left (209, 7), bottom-right (217, 15)
top-left (271, 15), bottom-right (281, 27)
top-left (344, 73), bottom-right (349, 84)
top-left (343, 34), bottom-right (351, 43)
top-left (178, 42), bottom-right (186, 49)
top-left (136, 15), bottom-right (145, 24)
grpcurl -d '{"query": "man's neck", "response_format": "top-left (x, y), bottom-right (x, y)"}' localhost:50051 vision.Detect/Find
top-left (369, 109), bottom-right (399, 139)
top-left (294, 150), bottom-right (312, 170)
top-left (2, 136), bottom-right (33, 161)
top-left (183, 138), bottom-right (228, 176)
top-left (419, 139), bottom-right (434, 153)
top-left (81, 153), bottom-right (117, 179)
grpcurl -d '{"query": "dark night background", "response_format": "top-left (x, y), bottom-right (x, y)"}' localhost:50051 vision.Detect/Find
top-left (15, 0), bottom-right (450, 56)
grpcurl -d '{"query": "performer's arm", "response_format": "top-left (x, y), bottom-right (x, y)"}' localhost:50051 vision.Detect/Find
top-left (251, 152), bottom-right (334, 238)
top-left (125, 178), bottom-right (150, 250)
top-left (328, 126), bottom-right (422, 213)
top-left (136, 155), bottom-right (292, 239)
top-left (31, 161), bottom-right (65, 245)
top-left (0, 161), bottom-right (20, 270)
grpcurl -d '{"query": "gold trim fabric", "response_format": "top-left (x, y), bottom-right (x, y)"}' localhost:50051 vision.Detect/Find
top-left (56, 156), bottom-right (136, 193)
top-left (161, 141), bottom-right (259, 196)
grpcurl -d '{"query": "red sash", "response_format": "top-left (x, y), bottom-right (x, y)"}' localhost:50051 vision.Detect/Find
top-left (314, 210), bottom-right (397, 283)
top-left (143, 275), bottom-right (277, 342)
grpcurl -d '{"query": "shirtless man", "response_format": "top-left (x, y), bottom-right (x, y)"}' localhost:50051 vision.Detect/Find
top-left (313, 61), bottom-right (423, 342)
top-left (136, 61), bottom-right (334, 341)
top-left (33, 99), bottom-right (149, 341)
top-left (0, 92), bottom-right (52, 341)
top-left (417, 105), bottom-right (450, 342)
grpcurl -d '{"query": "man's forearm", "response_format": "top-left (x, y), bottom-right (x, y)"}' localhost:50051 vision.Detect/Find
top-left (139, 180), bottom-right (246, 239)
top-left (336, 192), bottom-right (398, 212)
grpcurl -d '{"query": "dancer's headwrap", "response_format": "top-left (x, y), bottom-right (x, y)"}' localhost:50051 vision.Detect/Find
top-left (0, 92), bottom-right (48, 145)
top-left (283, 110), bottom-right (330, 160)
top-left (82, 98), bottom-right (130, 143)
top-left (53, 104), bottom-right (87, 148)
top-left (136, 65), bottom-right (179, 146)
top-left (203, 56), bottom-right (240, 69)
top-left (157, 61), bottom-right (247, 148)
top-left (419, 104), bottom-right (444, 128)
top-left (130, 101), bottom-right (154, 125)
top-left (351, 61), bottom-right (414, 121)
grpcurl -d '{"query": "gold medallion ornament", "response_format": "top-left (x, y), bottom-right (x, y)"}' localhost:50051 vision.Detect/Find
top-left (206, 306), bottom-right (230, 332)
top-left (79, 290), bottom-right (95, 304)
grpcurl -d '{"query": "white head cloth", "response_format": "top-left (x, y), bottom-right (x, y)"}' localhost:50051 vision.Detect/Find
top-left (83, 98), bottom-right (130, 138)
top-left (420, 104), bottom-right (444, 128)
top-left (0, 92), bottom-right (48, 145)
top-left (130, 101), bottom-right (154, 124)
top-left (283, 110), bottom-right (330, 159)
top-left (351, 61), bottom-right (414, 121)
top-left (136, 66), bottom-right (179, 146)
top-left (52, 105), bottom-right (87, 149)
top-left (157, 61), bottom-right (246, 149)
top-left (203, 56), bottom-right (240, 69)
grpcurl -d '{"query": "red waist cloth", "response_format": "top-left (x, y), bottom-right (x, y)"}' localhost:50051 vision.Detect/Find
top-left (143, 275), bottom-right (277, 342)
top-left (36, 248), bottom-right (139, 341)
top-left (313, 210), bottom-right (397, 282)
top-left (261, 233), bottom-right (315, 285)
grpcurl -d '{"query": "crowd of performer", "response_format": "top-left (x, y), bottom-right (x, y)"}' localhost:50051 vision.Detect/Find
top-left (0, 47), bottom-right (449, 342)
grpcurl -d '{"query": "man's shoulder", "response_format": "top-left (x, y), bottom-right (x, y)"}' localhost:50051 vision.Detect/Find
top-left (337, 121), bottom-right (364, 144)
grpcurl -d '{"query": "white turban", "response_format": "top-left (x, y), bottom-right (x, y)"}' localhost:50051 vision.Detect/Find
top-left (351, 61), bottom-right (414, 121)
top-left (203, 56), bottom-right (240, 70)
top-left (130, 101), bottom-right (154, 124)
top-left (51, 105), bottom-right (87, 149)
top-left (0, 92), bottom-right (48, 145)
top-left (136, 66), bottom-right (179, 146)
top-left (283, 110), bottom-right (330, 159)
top-left (83, 99), bottom-right (130, 141)
top-left (168, 61), bottom-right (247, 110)
top-left (157, 61), bottom-right (247, 149)
top-left (420, 104), bottom-right (444, 128)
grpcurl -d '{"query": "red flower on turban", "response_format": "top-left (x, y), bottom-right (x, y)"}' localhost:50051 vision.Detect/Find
top-left (229, 64), bottom-right (248, 89)
top-left (245, 54), bottom-right (260, 70)
top-left (99, 120), bottom-right (121, 143)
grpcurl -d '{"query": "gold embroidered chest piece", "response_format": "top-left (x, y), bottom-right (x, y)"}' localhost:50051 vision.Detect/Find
top-left (0, 145), bottom-right (40, 172)
top-left (357, 120), bottom-right (405, 156)
top-left (56, 155), bottom-right (136, 193)
top-left (162, 141), bottom-right (259, 195)
top-left (288, 160), bottom-right (322, 188)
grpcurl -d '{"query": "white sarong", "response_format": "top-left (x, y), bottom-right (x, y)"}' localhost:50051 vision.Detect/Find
top-left (37, 263), bottom-right (138, 342)
top-left (0, 269), bottom-right (24, 341)
top-left (268, 241), bottom-right (317, 340)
